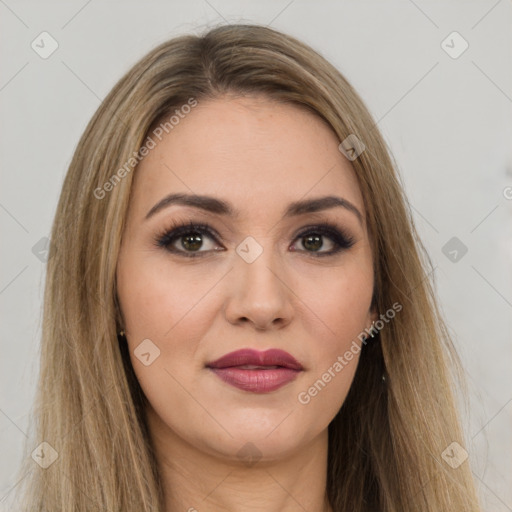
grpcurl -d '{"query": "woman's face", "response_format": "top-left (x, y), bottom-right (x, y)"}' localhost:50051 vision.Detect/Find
top-left (116, 95), bottom-right (376, 462)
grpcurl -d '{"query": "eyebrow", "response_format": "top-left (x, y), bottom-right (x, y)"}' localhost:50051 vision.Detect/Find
top-left (145, 193), bottom-right (363, 225)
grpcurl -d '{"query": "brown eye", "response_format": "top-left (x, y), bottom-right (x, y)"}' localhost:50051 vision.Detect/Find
top-left (180, 233), bottom-right (205, 252)
top-left (155, 222), bottom-right (223, 257)
top-left (301, 234), bottom-right (330, 252)
top-left (290, 224), bottom-right (355, 256)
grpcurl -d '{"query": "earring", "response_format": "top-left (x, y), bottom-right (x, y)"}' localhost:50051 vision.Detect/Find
top-left (118, 330), bottom-right (125, 338)
top-left (364, 320), bottom-right (378, 341)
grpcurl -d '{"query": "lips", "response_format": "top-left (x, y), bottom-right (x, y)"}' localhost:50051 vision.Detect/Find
top-left (206, 348), bottom-right (303, 393)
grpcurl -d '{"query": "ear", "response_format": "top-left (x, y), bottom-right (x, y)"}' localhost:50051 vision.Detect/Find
top-left (365, 307), bottom-right (378, 330)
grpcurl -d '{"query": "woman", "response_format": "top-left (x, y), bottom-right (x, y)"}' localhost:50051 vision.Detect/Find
top-left (16, 23), bottom-right (481, 511)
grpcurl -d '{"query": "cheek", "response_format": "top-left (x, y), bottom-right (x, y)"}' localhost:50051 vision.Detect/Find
top-left (116, 253), bottom-right (219, 443)
top-left (296, 254), bottom-right (374, 346)
top-left (116, 251), bottom-right (223, 400)
top-left (117, 250), bottom-right (215, 340)
top-left (246, 251), bottom-right (373, 433)
top-left (293, 264), bottom-right (372, 409)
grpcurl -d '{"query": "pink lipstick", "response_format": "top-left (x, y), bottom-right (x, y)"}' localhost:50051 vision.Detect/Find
top-left (206, 348), bottom-right (303, 393)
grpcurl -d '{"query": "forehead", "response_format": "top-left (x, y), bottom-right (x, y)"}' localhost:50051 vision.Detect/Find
top-left (131, 96), bottom-right (365, 220)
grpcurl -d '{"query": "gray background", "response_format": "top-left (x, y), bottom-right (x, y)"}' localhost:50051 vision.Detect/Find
top-left (1, 1), bottom-right (511, 510)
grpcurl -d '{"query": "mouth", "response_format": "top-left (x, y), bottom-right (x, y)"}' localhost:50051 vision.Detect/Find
top-left (206, 348), bottom-right (303, 393)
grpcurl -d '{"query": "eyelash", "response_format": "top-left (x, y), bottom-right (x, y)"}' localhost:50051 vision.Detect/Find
top-left (154, 219), bottom-right (355, 258)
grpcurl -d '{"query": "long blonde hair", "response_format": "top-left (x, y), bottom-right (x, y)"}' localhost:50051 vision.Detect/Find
top-left (14, 23), bottom-right (481, 511)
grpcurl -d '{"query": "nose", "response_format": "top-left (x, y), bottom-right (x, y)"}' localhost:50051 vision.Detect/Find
top-left (223, 245), bottom-right (294, 331)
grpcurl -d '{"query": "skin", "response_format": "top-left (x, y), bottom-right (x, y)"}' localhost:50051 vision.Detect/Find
top-left (116, 95), bottom-right (377, 512)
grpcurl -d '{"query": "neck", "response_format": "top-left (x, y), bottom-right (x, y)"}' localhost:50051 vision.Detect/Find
top-left (146, 406), bottom-right (333, 512)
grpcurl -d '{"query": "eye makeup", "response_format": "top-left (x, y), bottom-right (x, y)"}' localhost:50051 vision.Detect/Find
top-left (153, 218), bottom-right (356, 259)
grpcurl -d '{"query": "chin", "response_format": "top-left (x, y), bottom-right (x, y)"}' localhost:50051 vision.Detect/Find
top-left (202, 411), bottom-right (322, 462)
top-left (203, 431), bottom-right (308, 466)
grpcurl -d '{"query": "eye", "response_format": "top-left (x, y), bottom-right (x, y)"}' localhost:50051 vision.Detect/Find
top-left (154, 221), bottom-right (223, 258)
top-left (290, 223), bottom-right (355, 256)
top-left (154, 220), bottom-right (355, 258)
